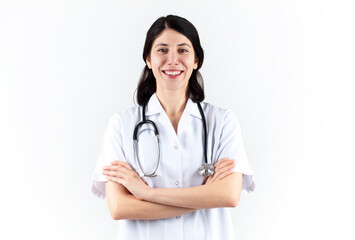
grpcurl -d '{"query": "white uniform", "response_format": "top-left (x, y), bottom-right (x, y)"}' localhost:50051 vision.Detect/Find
top-left (92, 93), bottom-right (255, 240)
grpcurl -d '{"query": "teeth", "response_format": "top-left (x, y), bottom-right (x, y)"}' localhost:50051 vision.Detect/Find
top-left (164, 71), bottom-right (182, 76)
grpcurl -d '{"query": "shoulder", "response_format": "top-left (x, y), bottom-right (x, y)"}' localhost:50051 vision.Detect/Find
top-left (201, 101), bottom-right (238, 125)
top-left (107, 105), bottom-right (141, 129)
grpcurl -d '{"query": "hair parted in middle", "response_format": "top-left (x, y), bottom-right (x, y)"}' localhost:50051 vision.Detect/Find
top-left (136, 14), bottom-right (205, 106)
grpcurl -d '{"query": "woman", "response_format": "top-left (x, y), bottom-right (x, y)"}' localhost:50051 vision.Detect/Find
top-left (92, 15), bottom-right (255, 240)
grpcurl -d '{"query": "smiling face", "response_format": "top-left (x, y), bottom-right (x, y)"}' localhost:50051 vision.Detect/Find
top-left (146, 28), bottom-right (198, 95)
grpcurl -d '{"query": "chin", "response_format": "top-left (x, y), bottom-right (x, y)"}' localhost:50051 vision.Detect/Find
top-left (157, 79), bottom-right (188, 92)
top-left (158, 83), bottom-right (188, 92)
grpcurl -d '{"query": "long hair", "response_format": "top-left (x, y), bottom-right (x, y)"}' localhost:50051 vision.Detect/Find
top-left (136, 15), bottom-right (205, 106)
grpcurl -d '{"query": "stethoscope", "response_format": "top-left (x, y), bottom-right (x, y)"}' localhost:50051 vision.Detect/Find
top-left (133, 101), bottom-right (215, 177)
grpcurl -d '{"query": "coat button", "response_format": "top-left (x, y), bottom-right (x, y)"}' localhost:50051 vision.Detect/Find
top-left (175, 181), bottom-right (179, 185)
top-left (174, 145), bottom-right (178, 149)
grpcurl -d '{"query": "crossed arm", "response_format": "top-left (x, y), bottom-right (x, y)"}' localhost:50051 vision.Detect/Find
top-left (105, 182), bottom-right (196, 220)
top-left (103, 158), bottom-right (242, 220)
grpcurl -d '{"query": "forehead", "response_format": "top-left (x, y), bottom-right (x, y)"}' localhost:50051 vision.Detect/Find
top-left (152, 28), bottom-right (192, 47)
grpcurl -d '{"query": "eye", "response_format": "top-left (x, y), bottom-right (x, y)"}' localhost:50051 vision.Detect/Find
top-left (157, 48), bottom-right (166, 52)
top-left (180, 49), bottom-right (188, 53)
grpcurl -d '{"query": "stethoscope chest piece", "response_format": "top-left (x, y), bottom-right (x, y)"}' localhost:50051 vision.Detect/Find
top-left (198, 163), bottom-right (215, 177)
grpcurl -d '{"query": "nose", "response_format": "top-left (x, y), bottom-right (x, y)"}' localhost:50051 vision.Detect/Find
top-left (167, 50), bottom-right (179, 65)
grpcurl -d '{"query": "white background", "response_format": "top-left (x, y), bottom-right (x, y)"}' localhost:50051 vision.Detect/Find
top-left (1, 0), bottom-right (354, 239)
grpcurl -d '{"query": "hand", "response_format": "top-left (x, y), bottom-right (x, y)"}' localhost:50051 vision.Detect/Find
top-left (205, 158), bottom-right (235, 184)
top-left (102, 161), bottom-right (151, 200)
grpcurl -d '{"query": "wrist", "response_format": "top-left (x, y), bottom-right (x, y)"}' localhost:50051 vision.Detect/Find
top-left (143, 185), bottom-right (153, 201)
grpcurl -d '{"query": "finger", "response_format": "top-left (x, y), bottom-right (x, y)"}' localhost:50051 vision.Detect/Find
top-left (102, 169), bottom-right (121, 178)
top-left (210, 172), bottom-right (219, 183)
top-left (213, 157), bottom-right (229, 167)
top-left (102, 165), bottom-right (118, 170)
top-left (214, 159), bottom-right (232, 171)
top-left (214, 159), bottom-right (235, 171)
top-left (102, 165), bottom-right (112, 170)
top-left (102, 166), bottom-right (132, 178)
top-left (103, 160), bottom-right (121, 169)
top-left (106, 175), bottom-right (124, 185)
top-left (111, 160), bottom-right (127, 165)
top-left (109, 164), bottom-right (141, 179)
top-left (213, 164), bottom-right (235, 181)
top-left (105, 175), bottom-right (119, 182)
top-left (214, 158), bottom-right (234, 168)
top-left (112, 161), bottom-right (134, 171)
top-left (215, 171), bottom-right (234, 181)
top-left (110, 160), bottom-right (130, 168)
top-left (217, 162), bottom-right (235, 173)
top-left (211, 162), bottom-right (235, 182)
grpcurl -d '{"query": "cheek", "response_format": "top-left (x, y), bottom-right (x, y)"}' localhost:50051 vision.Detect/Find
top-left (182, 57), bottom-right (196, 69)
top-left (151, 55), bottom-right (165, 69)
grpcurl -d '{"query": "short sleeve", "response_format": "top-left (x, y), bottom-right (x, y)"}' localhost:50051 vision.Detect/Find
top-left (215, 110), bottom-right (255, 193)
top-left (91, 113), bottom-right (127, 199)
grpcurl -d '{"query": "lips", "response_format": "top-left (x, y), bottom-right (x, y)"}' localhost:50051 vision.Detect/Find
top-left (162, 70), bottom-right (184, 78)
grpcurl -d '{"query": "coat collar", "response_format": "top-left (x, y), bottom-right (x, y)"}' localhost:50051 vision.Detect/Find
top-left (145, 93), bottom-right (202, 119)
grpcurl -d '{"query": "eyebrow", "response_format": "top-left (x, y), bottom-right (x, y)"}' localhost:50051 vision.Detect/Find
top-left (154, 43), bottom-right (191, 48)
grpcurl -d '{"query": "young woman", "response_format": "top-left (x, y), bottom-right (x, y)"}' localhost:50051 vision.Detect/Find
top-left (92, 14), bottom-right (255, 240)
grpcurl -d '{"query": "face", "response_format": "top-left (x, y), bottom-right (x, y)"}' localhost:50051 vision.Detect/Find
top-left (146, 28), bottom-right (198, 94)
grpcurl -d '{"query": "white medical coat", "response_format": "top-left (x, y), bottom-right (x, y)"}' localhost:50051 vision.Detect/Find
top-left (92, 93), bottom-right (255, 240)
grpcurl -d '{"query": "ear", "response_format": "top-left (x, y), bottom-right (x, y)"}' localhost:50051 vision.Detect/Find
top-left (146, 56), bottom-right (152, 69)
top-left (193, 57), bottom-right (198, 70)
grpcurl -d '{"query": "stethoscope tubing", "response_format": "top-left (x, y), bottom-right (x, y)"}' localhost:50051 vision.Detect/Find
top-left (133, 100), bottom-right (212, 177)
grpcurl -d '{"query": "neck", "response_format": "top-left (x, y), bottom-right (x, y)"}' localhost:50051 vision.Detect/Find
top-left (155, 90), bottom-right (188, 117)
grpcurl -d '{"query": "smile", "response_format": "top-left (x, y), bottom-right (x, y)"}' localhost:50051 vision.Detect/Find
top-left (163, 70), bottom-right (183, 78)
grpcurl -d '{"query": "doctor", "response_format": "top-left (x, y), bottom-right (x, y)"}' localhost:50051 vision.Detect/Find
top-left (92, 15), bottom-right (255, 240)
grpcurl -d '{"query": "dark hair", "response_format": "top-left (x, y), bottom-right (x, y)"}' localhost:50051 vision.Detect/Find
top-left (136, 15), bottom-right (205, 106)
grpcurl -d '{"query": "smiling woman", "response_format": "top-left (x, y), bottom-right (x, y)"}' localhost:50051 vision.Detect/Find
top-left (147, 30), bottom-right (198, 94)
top-left (146, 28), bottom-right (199, 117)
top-left (91, 14), bottom-right (255, 240)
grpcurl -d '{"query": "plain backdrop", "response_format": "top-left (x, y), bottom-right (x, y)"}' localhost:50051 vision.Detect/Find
top-left (1, 0), bottom-right (354, 239)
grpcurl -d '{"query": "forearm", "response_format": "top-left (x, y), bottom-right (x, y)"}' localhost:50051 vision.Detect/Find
top-left (144, 173), bottom-right (242, 209)
top-left (105, 181), bottom-right (197, 220)
top-left (116, 194), bottom-right (197, 220)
